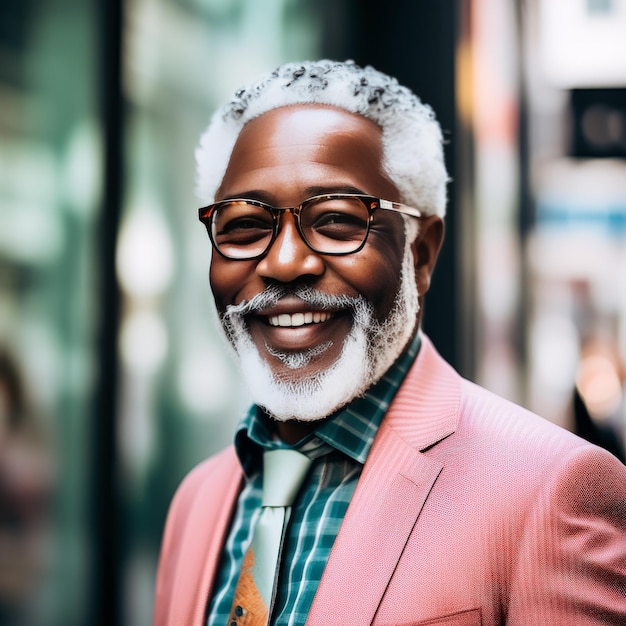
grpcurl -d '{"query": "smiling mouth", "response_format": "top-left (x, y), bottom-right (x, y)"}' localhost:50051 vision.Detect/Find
top-left (267, 311), bottom-right (334, 328)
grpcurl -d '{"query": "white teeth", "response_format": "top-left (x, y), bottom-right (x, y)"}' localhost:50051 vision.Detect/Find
top-left (268, 311), bottom-right (332, 327)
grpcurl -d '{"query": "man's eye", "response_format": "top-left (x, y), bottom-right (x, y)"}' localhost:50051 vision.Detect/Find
top-left (220, 217), bottom-right (271, 233)
top-left (215, 214), bottom-right (273, 245)
top-left (309, 212), bottom-right (367, 239)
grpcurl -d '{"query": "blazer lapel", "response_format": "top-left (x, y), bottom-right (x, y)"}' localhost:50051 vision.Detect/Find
top-left (158, 448), bottom-right (244, 626)
top-left (306, 335), bottom-right (461, 625)
top-left (307, 424), bottom-right (443, 625)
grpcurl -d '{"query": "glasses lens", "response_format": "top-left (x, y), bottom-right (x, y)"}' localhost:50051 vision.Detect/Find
top-left (301, 196), bottom-right (369, 254)
top-left (211, 201), bottom-right (274, 259)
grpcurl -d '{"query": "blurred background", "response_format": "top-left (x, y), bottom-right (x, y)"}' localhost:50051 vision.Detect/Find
top-left (0, 0), bottom-right (625, 624)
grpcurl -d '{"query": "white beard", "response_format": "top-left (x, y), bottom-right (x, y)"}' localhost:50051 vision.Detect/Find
top-left (219, 239), bottom-right (419, 422)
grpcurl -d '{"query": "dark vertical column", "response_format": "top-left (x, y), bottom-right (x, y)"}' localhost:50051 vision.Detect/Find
top-left (319, 0), bottom-right (463, 371)
top-left (91, 0), bottom-right (124, 623)
top-left (515, 2), bottom-right (531, 399)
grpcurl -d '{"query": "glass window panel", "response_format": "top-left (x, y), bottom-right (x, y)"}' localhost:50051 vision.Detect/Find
top-left (0, 1), bottom-right (100, 624)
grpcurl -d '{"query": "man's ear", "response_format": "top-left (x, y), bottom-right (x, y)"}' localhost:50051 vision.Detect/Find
top-left (411, 215), bottom-right (445, 296)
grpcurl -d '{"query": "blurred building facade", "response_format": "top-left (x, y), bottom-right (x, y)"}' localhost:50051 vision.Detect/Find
top-left (0, 0), bottom-right (624, 624)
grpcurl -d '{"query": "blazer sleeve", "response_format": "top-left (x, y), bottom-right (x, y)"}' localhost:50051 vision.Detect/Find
top-left (507, 444), bottom-right (626, 624)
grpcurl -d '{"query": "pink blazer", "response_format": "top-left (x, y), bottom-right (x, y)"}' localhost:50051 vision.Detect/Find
top-left (154, 336), bottom-right (626, 625)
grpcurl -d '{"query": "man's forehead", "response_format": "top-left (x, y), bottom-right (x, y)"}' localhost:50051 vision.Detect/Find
top-left (217, 105), bottom-right (399, 204)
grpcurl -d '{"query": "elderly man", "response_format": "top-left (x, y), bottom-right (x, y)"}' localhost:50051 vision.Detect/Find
top-left (154, 60), bottom-right (626, 626)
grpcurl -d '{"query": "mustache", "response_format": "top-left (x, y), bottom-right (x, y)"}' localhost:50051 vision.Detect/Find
top-left (223, 285), bottom-right (363, 318)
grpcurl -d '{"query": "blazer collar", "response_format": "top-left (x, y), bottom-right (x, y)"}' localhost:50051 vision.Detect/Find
top-left (383, 333), bottom-right (461, 451)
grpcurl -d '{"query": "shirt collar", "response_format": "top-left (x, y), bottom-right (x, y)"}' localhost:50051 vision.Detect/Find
top-left (234, 332), bottom-right (421, 477)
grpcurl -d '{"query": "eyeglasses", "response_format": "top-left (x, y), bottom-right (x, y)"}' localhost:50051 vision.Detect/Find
top-left (198, 193), bottom-right (421, 260)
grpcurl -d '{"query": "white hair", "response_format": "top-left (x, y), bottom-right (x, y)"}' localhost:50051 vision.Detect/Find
top-left (195, 60), bottom-right (449, 217)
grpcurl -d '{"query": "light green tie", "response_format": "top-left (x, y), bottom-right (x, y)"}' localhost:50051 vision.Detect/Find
top-left (228, 449), bottom-right (313, 626)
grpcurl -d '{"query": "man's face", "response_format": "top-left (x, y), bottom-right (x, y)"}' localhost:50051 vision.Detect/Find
top-left (209, 105), bottom-right (441, 422)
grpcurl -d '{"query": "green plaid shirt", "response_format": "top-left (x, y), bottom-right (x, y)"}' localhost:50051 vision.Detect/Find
top-left (206, 333), bottom-right (421, 626)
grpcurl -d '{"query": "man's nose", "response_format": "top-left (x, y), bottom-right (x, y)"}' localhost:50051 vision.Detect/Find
top-left (255, 213), bottom-right (324, 282)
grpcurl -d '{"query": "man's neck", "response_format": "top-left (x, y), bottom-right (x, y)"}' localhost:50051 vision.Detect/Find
top-left (274, 419), bottom-right (322, 445)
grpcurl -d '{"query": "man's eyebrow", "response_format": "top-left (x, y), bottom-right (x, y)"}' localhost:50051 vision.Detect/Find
top-left (304, 184), bottom-right (366, 197)
top-left (219, 190), bottom-right (271, 203)
top-left (219, 185), bottom-right (369, 205)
